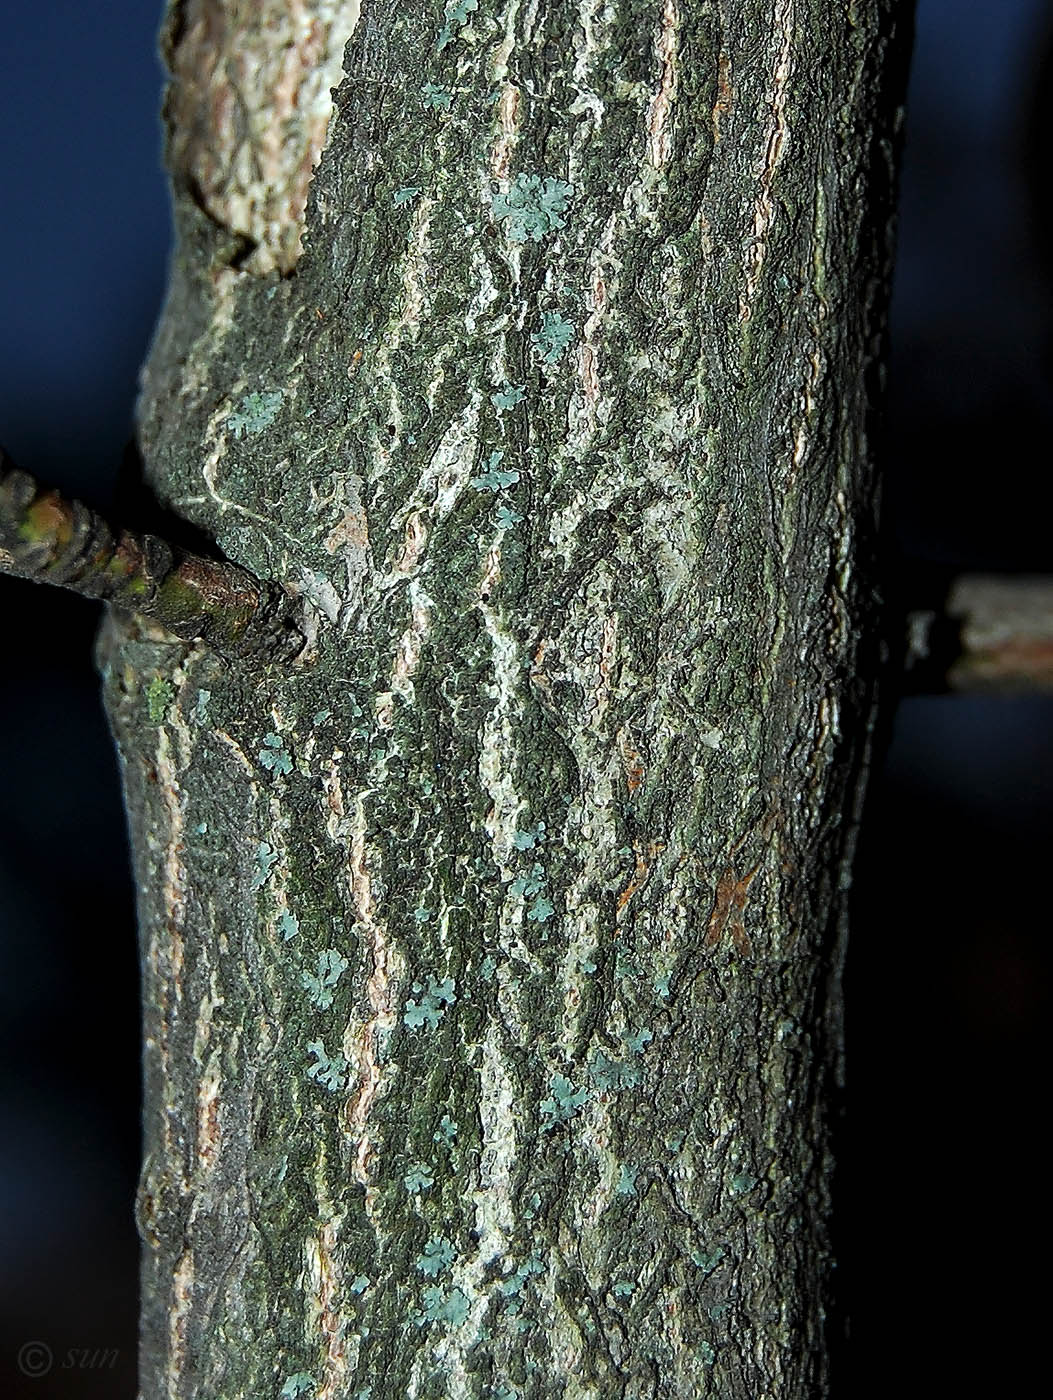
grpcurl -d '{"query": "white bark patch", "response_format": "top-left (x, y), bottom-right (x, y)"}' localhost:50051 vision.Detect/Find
top-left (167, 1248), bottom-right (195, 1391)
top-left (304, 1205), bottom-right (353, 1399)
top-left (477, 554), bottom-right (543, 1018)
top-left (377, 401), bottom-right (480, 592)
top-left (435, 1030), bottom-right (519, 1391)
top-left (491, 81), bottom-right (523, 180)
top-left (476, 555), bottom-right (522, 844)
top-left (343, 793), bottom-right (406, 1208)
top-left (154, 726), bottom-right (188, 986)
top-left (572, 209), bottom-right (620, 439)
top-left (387, 581), bottom-right (434, 712)
top-left (464, 245), bottom-right (503, 336)
top-left (166, 0), bottom-right (363, 274)
top-left (570, 0), bottom-right (609, 133)
top-left (194, 1051), bottom-right (223, 1175)
top-left (390, 197), bottom-right (436, 344)
top-left (646, 0), bottom-right (680, 169)
top-left (739, 0), bottom-right (795, 323)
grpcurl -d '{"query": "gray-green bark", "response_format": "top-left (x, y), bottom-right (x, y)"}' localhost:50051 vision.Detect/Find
top-left (100, 1), bottom-right (911, 1395)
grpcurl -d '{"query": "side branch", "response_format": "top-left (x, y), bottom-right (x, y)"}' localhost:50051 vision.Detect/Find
top-left (905, 574), bottom-right (1053, 693)
top-left (0, 445), bottom-right (304, 661)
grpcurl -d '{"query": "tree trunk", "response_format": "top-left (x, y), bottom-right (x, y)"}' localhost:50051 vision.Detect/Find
top-left (99, 1), bottom-right (912, 1395)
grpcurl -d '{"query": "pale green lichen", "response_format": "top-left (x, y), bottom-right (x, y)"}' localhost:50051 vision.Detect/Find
top-left (404, 976), bottom-right (456, 1030)
top-left (393, 186), bottom-right (422, 205)
top-left (433, 1114), bottom-right (458, 1145)
top-left (436, 0), bottom-right (477, 51)
top-left (499, 1255), bottom-right (545, 1298)
top-left (280, 1374), bottom-right (315, 1399)
top-left (690, 1246), bottom-right (724, 1275)
top-left (422, 1285), bottom-right (470, 1326)
top-left (416, 1236), bottom-right (456, 1277)
top-left (612, 1280), bottom-right (635, 1297)
top-left (404, 1162), bottom-right (435, 1193)
top-left (471, 450), bottom-right (520, 492)
top-left (422, 82), bottom-right (453, 110)
top-left (259, 732), bottom-right (293, 776)
top-left (278, 912), bottom-right (300, 941)
top-left (589, 1050), bottom-right (641, 1092)
top-left (526, 894), bottom-right (555, 923)
top-left (531, 311), bottom-right (574, 364)
top-left (495, 505), bottom-right (523, 530)
top-left (509, 863), bottom-right (545, 898)
top-left (625, 1027), bottom-right (654, 1054)
top-left (306, 1041), bottom-right (347, 1093)
top-left (227, 389), bottom-right (283, 439)
top-left (145, 676), bottom-right (174, 724)
top-left (540, 1074), bottom-right (588, 1129)
top-left (490, 383), bottom-right (525, 410)
top-left (251, 841), bottom-right (279, 891)
top-left (302, 949), bottom-right (349, 1010)
top-left (492, 174), bottom-right (573, 243)
top-left (615, 1163), bottom-right (639, 1196)
top-left (512, 820), bottom-right (546, 850)
top-left (350, 1275), bottom-right (370, 1295)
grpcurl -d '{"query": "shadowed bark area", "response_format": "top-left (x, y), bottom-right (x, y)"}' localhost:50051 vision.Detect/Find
top-left (101, 1), bottom-right (912, 1395)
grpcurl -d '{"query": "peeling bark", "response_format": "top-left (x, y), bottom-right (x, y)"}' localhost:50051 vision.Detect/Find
top-left (103, 1), bottom-right (913, 1395)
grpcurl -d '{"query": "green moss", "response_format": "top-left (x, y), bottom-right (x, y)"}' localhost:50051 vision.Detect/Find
top-left (145, 676), bottom-right (174, 724)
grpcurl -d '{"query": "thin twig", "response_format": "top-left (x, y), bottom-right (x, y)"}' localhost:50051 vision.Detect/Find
top-left (0, 445), bottom-right (304, 661)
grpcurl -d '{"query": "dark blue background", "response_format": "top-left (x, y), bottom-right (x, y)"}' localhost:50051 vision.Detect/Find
top-left (1, 1), bottom-right (1050, 1395)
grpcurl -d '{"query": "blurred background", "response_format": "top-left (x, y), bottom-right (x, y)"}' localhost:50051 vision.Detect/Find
top-left (0, 0), bottom-right (1049, 1395)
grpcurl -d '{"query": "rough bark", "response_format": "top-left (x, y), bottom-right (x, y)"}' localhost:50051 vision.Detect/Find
top-left (99, 1), bottom-right (912, 1396)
